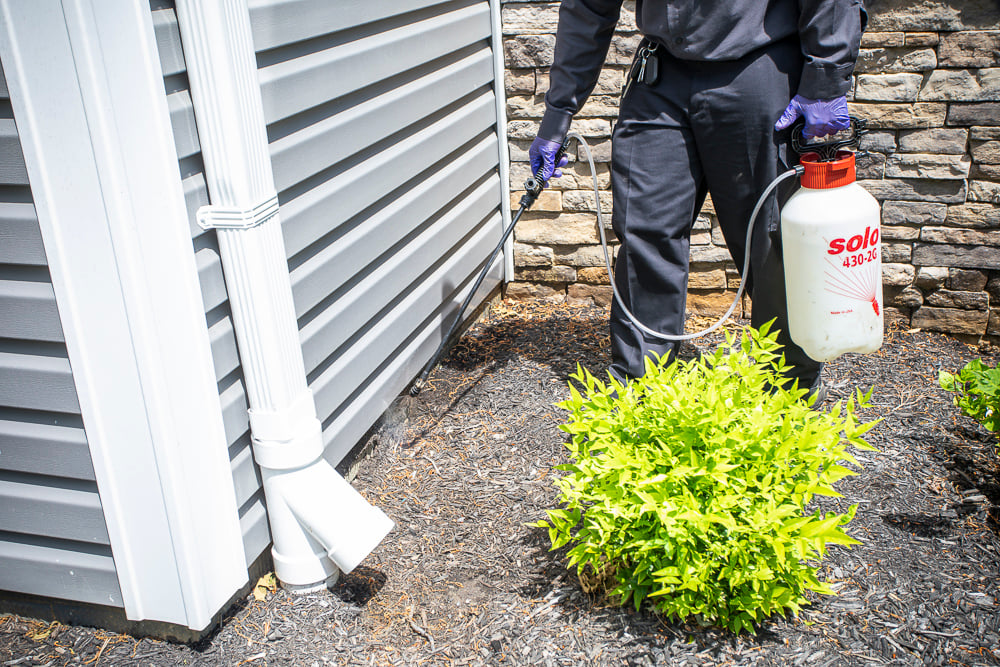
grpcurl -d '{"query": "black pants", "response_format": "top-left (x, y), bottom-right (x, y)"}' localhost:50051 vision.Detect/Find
top-left (609, 37), bottom-right (822, 391)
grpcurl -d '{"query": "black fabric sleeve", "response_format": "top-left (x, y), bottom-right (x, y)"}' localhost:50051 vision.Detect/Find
top-left (537, 0), bottom-right (624, 142)
top-left (796, 0), bottom-right (867, 99)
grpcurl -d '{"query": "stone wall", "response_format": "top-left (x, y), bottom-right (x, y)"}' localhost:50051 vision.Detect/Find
top-left (501, 0), bottom-right (1000, 341)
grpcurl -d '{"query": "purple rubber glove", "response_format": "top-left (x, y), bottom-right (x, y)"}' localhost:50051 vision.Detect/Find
top-left (774, 95), bottom-right (850, 140)
top-left (528, 137), bottom-right (569, 187)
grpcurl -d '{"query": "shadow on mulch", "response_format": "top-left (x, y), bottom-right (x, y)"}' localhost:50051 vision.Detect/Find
top-left (881, 512), bottom-right (955, 538)
top-left (512, 525), bottom-right (568, 600)
top-left (440, 300), bottom-right (615, 378)
top-left (436, 299), bottom-right (704, 404)
top-left (330, 567), bottom-right (389, 606)
top-left (935, 424), bottom-right (1000, 526)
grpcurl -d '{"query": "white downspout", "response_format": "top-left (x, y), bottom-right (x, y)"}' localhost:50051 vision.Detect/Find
top-left (174, 0), bottom-right (393, 589)
top-left (489, 0), bottom-right (514, 281)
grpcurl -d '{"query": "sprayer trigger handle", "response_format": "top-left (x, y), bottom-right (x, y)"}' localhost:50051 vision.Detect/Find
top-left (556, 136), bottom-right (572, 164)
top-left (526, 137), bottom-right (572, 197)
top-left (790, 116), bottom-right (868, 161)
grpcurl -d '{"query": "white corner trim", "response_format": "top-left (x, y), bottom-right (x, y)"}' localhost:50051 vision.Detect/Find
top-left (0, 0), bottom-right (247, 630)
top-left (490, 0), bottom-right (514, 281)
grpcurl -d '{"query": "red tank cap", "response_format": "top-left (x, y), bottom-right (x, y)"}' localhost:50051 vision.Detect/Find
top-left (799, 150), bottom-right (856, 189)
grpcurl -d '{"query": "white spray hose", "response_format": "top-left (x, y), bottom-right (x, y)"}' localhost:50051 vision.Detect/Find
top-left (569, 129), bottom-right (804, 341)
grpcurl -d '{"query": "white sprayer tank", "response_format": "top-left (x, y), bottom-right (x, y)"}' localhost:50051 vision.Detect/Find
top-left (781, 151), bottom-right (883, 362)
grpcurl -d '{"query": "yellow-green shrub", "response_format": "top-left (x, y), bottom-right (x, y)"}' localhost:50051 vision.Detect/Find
top-left (535, 324), bottom-right (877, 633)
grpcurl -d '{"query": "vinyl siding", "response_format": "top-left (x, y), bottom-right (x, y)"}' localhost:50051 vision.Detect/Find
top-left (0, 59), bottom-right (121, 608)
top-left (252, 0), bottom-right (505, 463)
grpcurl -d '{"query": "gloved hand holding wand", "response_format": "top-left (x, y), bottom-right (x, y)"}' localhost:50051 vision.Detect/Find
top-left (529, 137), bottom-right (570, 186)
top-left (775, 95), bottom-right (850, 140)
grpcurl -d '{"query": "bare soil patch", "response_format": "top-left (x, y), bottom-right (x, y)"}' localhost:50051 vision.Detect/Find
top-left (2, 300), bottom-right (999, 666)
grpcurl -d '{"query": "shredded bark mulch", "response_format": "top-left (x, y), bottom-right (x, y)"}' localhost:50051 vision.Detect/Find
top-left (2, 299), bottom-right (999, 666)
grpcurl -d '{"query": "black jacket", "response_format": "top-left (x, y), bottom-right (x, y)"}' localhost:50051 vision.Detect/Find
top-left (538, 0), bottom-right (868, 142)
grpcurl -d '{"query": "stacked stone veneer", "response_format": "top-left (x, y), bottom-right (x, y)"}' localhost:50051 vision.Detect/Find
top-left (502, 0), bottom-right (1000, 341)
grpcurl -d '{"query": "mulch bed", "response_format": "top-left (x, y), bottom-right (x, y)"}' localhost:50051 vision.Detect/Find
top-left (2, 299), bottom-right (999, 666)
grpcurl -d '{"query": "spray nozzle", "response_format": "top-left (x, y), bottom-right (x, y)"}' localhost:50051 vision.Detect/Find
top-left (790, 116), bottom-right (868, 161)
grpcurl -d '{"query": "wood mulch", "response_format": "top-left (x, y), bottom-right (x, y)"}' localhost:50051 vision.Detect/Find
top-left (1, 299), bottom-right (999, 666)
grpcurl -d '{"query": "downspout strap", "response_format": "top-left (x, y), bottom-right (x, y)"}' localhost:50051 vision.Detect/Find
top-left (196, 192), bottom-right (279, 230)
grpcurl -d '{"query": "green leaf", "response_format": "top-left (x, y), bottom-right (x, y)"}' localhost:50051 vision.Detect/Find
top-left (941, 359), bottom-right (1000, 441)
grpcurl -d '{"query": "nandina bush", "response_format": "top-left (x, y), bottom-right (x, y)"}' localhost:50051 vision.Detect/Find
top-left (534, 323), bottom-right (877, 634)
top-left (940, 359), bottom-right (1000, 443)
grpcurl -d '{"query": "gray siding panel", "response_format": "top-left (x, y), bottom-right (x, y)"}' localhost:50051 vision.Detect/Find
top-left (0, 202), bottom-right (46, 266)
top-left (0, 475), bottom-right (110, 545)
top-left (152, 7), bottom-right (186, 78)
top-left (219, 378), bottom-right (250, 453)
top-left (0, 201), bottom-right (47, 266)
top-left (269, 48), bottom-right (493, 193)
top-left (289, 135), bottom-right (497, 319)
top-left (249, 0), bottom-right (452, 52)
top-left (238, 496), bottom-right (270, 568)
top-left (0, 536), bottom-right (121, 608)
top-left (301, 175), bottom-right (500, 373)
top-left (168, 91), bottom-right (200, 161)
top-left (208, 316), bottom-right (241, 382)
top-left (0, 279), bottom-right (63, 342)
top-left (0, 57), bottom-right (118, 606)
top-left (258, 2), bottom-right (491, 124)
top-left (195, 247), bottom-right (229, 317)
top-left (312, 210), bottom-right (502, 421)
top-left (0, 119), bottom-right (29, 185)
top-left (0, 414), bottom-right (95, 481)
top-left (0, 350), bottom-right (80, 414)
top-left (281, 90), bottom-right (497, 259)
top-left (230, 437), bottom-right (261, 510)
top-left (320, 254), bottom-right (503, 463)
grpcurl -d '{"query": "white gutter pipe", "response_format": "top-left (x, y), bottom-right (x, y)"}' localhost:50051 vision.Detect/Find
top-left (174, 0), bottom-right (393, 590)
top-left (488, 0), bottom-right (514, 281)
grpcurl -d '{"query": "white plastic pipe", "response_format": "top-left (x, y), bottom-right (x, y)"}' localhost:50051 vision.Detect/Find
top-left (175, 0), bottom-right (393, 590)
top-left (265, 463), bottom-right (395, 580)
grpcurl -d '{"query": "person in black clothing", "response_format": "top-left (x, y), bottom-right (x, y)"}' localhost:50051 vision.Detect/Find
top-left (529, 0), bottom-right (868, 395)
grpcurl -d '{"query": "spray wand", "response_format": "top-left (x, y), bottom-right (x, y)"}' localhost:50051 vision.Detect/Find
top-left (408, 137), bottom-right (573, 397)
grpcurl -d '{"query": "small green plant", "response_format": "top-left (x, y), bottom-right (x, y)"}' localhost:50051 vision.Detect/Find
top-left (939, 359), bottom-right (1000, 437)
top-left (533, 323), bottom-right (877, 634)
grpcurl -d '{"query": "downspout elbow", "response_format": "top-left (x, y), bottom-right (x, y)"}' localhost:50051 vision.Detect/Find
top-left (255, 403), bottom-right (394, 589)
top-left (269, 461), bottom-right (394, 576)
